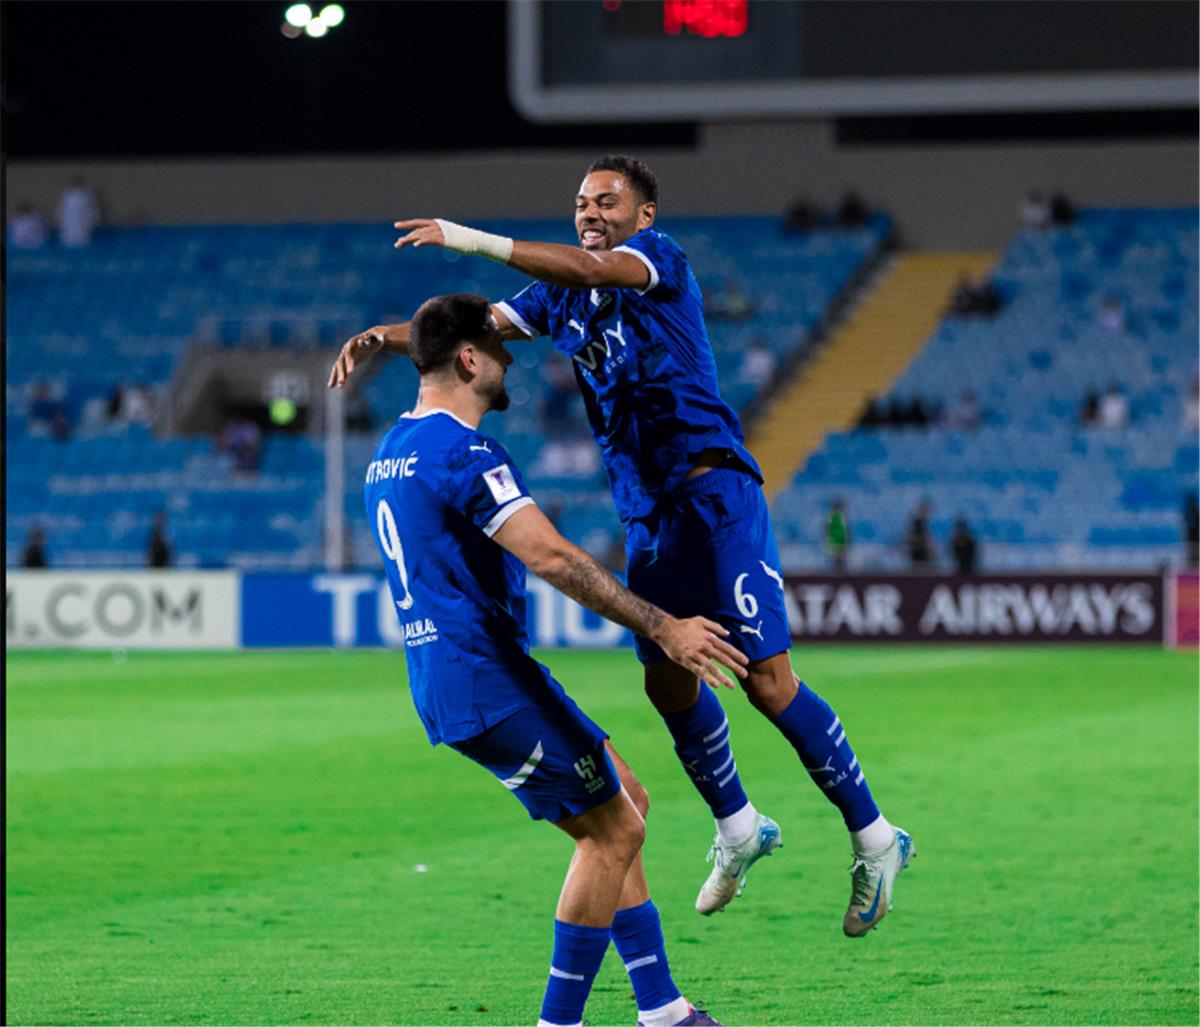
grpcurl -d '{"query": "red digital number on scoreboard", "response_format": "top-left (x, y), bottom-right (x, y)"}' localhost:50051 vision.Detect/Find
top-left (662, 0), bottom-right (748, 38)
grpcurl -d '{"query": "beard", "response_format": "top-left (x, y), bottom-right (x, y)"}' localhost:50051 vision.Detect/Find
top-left (483, 378), bottom-right (511, 413)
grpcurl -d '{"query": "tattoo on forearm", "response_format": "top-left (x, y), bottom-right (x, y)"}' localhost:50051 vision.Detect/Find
top-left (555, 548), bottom-right (664, 638)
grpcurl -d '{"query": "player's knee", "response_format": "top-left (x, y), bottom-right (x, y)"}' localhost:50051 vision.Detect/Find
top-left (619, 807), bottom-right (647, 855)
top-left (743, 660), bottom-right (798, 718)
top-left (625, 779), bottom-right (651, 821)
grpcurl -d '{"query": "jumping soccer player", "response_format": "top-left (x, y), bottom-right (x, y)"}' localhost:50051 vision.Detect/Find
top-left (331, 156), bottom-right (914, 936)
top-left (368, 293), bottom-right (741, 1026)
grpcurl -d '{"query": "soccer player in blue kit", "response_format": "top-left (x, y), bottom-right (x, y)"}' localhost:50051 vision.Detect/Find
top-left (331, 156), bottom-right (913, 936)
top-left (367, 294), bottom-right (747, 1027)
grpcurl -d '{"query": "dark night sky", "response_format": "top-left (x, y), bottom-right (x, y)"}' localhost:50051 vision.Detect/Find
top-left (1, 1), bottom-right (696, 158)
top-left (3, 1), bottom-right (1192, 160)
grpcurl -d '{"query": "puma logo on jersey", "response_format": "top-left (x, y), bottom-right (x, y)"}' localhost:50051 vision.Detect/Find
top-left (739, 620), bottom-right (765, 640)
top-left (469, 442), bottom-right (491, 453)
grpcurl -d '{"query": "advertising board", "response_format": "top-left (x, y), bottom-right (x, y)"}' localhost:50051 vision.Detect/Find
top-left (239, 573), bottom-right (633, 649)
top-left (6, 571), bottom-right (1170, 649)
top-left (6, 571), bottom-right (240, 649)
top-left (780, 574), bottom-right (1163, 644)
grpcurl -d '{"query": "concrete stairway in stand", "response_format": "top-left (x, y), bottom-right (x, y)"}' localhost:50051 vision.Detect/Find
top-left (749, 251), bottom-right (997, 499)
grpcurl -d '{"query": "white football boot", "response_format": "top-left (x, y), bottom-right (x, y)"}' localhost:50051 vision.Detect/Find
top-left (694, 813), bottom-right (782, 915)
top-left (843, 827), bottom-right (915, 937)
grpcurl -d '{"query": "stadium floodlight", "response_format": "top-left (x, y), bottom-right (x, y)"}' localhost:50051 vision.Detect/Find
top-left (304, 17), bottom-right (329, 37)
top-left (318, 4), bottom-right (345, 28)
top-left (284, 3), bottom-right (313, 28)
top-left (279, 21), bottom-right (302, 38)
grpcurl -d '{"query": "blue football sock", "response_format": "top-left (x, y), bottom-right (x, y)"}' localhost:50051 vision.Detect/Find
top-left (773, 681), bottom-right (880, 831)
top-left (539, 919), bottom-right (611, 1026)
top-left (661, 686), bottom-right (750, 819)
top-left (611, 900), bottom-right (681, 1013)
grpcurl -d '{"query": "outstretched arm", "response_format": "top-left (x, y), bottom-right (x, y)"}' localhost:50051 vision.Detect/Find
top-left (494, 504), bottom-right (747, 690)
top-left (394, 218), bottom-right (651, 292)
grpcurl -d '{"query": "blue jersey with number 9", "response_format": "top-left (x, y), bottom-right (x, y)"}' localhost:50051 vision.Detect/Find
top-left (364, 408), bottom-right (567, 745)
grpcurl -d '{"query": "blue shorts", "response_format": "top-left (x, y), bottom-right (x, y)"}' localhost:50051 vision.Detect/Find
top-left (449, 693), bottom-right (621, 822)
top-left (627, 468), bottom-right (792, 665)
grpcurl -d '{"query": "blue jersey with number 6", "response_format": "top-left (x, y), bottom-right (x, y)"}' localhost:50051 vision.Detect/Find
top-left (364, 408), bottom-right (567, 745)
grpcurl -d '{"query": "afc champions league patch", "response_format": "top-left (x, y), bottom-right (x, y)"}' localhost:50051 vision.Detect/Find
top-left (483, 463), bottom-right (521, 505)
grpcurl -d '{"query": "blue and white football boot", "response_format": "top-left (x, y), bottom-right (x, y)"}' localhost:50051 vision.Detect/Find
top-left (843, 826), bottom-right (915, 937)
top-left (694, 813), bottom-right (782, 915)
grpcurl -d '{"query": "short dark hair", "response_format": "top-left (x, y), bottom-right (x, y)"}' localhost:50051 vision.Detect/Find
top-left (587, 155), bottom-right (658, 207)
top-left (409, 294), bottom-right (492, 374)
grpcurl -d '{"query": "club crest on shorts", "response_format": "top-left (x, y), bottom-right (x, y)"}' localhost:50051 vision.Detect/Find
top-left (573, 754), bottom-right (607, 793)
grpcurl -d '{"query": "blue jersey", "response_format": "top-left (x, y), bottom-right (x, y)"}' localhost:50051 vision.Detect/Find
top-left (364, 408), bottom-right (567, 746)
top-left (496, 227), bottom-right (762, 526)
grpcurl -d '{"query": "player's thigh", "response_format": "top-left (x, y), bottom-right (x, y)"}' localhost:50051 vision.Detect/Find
top-left (450, 698), bottom-right (621, 824)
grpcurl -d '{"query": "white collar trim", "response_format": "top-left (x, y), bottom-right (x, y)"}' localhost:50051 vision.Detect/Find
top-left (400, 407), bottom-right (476, 430)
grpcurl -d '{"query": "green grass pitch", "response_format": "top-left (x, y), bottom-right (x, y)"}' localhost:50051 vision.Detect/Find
top-left (6, 646), bottom-right (1199, 1026)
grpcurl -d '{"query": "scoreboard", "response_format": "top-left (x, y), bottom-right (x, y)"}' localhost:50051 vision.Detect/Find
top-left (508, 0), bottom-right (1198, 122)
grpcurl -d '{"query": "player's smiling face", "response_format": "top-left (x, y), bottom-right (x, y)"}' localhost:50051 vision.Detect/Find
top-left (575, 171), bottom-right (654, 251)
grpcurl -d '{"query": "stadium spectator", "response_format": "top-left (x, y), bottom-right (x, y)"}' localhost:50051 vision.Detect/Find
top-left (949, 274), bottom-right (1002, 317)
top-left (1019, 190), bottom-right (1050, 230)
top-left (27, 381), bottom-right (71, 440)
top-left (826, 499), bottom-right (850, 572)
top-left (114, 382), bottom-right (156, 428)
top-left (1049, 190), bottom-right (1076, 226)
top-left (951, 517), bottom-right (979, 575)
top-left (147, 511), bottom-right (172, 568)
top-left (9, 201), bottom-right (49, 249)
top-left (218, 417), bottom-right (263, 473)
top-left (1099, 295), bottom-right (1126, 334)
top-left (1098, 383), bottom-right (1130, 429)
top-left (56, 175), bottom-right (101, 247)
top-left (1078, 390), bottom-right (1100, 427)
top-left (738, 339), bottom-right (777, 389)
top-left (905, 500), bottom-right (935, 570)
top-left (943, 389), bottom-right (981, 431)
top-left (1185, 494), bottom-right (1199, 568)
top-left (783, 194), bottom-right (821, 235)
top-left (857, 395), bottom-right (885, 430)
top-left (836, 191), bottom-right (869, 229)
top-left (899, 395), bottom-right (933, 428)
top-left (21, 526), bottom-right (49, 568)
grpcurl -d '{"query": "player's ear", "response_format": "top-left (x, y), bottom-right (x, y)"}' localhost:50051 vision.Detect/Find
top-left (638, 201), bottom-right (656, 228)
top-left (455, 344), bottom-right (477, 379)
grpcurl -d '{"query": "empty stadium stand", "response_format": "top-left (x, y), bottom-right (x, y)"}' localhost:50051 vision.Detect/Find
top-left (770, 209), bottom-right (1199, 572)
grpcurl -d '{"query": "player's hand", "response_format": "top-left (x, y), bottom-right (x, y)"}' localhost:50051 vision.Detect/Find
top-left (394, 219), bottom-right (446, 251)
top-left (328, 326), bottom-right (388, 389)
top-left (656, 616), bottom-right (748, 691)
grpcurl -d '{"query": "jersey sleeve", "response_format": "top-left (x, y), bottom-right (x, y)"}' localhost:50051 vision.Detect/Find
top-left (614, 229), bottom-right (689, 299)
top-left (495, 281), bottom-right (553, 339)
top-left (437, 434), bottom-right (536, 538)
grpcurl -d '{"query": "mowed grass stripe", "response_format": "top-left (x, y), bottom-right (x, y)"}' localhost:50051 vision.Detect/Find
top-left (7, 648), bottom-right (1198, 1026)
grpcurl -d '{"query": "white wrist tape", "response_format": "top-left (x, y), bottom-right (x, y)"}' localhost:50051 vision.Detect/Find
top-left (434, 219), bottom-right (514, 264)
